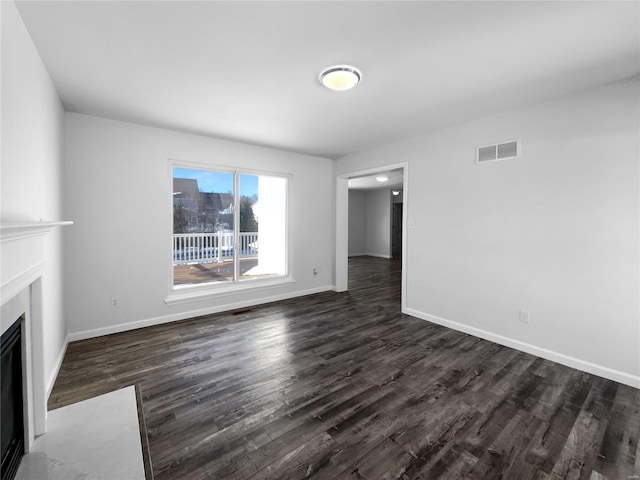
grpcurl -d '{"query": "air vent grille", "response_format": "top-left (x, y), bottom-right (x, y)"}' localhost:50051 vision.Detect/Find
top-left (476, 139), bottom-right (520, 163)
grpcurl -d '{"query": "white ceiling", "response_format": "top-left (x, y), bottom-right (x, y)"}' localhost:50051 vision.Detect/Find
top-left (348, 169), bottom-right (403, 191)
top-left (15, 1), bottom-right (640, 160)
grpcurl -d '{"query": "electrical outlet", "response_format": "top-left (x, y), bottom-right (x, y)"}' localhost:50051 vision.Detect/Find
top-left (519, 310), bottom-right (530, 324)
top-left (111, 297), bottom-right (119, 308)
top-left (313, 268), bottom-right (318, 276)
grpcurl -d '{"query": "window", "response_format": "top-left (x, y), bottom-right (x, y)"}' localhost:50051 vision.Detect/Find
top-left (172, 164), bottom-right (288, 290)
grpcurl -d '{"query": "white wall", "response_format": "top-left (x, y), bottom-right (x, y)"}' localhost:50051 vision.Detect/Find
top-left (348, 190), bottom-right (366, 255)
top-left (1, 1), bottom-right (67, 393)
top-left (335, 80), bottom-right (640, 387)
top-left (365, 190), bottom-right (391, 258)
top-left (63, 113), bottom-right (333, 339)
top-left (349, 190), bottom-right (391, 258)
top-left (348, 189), bottom-right (392, 258)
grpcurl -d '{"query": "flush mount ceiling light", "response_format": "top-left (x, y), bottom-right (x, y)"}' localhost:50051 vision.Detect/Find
top-left (375, 175), bottom-right (389, 182)
top-left (320, 65), bottom-right (361, 91)
top-left (392, 190), bottom-right (401, 196)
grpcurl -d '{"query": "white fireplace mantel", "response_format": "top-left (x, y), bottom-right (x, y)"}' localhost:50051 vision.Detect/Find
top-left (1, 219), bottom-right (73, 449)
top-left (1, 221), bottom-right (73, 305)
top-left (1, 220), bottom-right (74, 243)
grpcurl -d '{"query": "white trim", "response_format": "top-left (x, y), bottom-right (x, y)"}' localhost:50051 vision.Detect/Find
top-left (168, 159), bottom-right (292, 297)
top-left (361, 253), bottom-right (392, 259)
top-left (165, 276), bottom-right (295, 305)
top-left (348, 253), bottom-right (391, 259)
top-left (338, 162), bottom-right (408, 180)
top-left (335, 161), bottom-right (409, 305)
top-left (404, 307), bottom-right (640, 389)
top-left (29, 279), bottom-right (46, 438)
top-left (46, 333), bottom-right (68, 400)
top-left (170, 158), bottom-right (291, 180)
top-left (0, 222), bottom-right (72, 446)
top-left (69, 285), bottom-right (333, 342)
top-left (233, 171), bottom-right (240, 281)
top-left (400, 165), bottom-right (409, 313)
top-left (1, 262), bottom-right (45, 307)
top-left (0, 221), bottom-right (73, 242)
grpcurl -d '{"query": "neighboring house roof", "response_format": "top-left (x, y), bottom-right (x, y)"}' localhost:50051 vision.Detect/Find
top-left (173, 178), bottom-right (199, 199)
top-left (174, 178), bottom-right (234, 213)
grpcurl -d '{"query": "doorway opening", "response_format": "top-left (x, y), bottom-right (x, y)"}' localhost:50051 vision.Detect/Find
top-left (392, 201), bottom-right (403, 259)
top-left (335, 163), bottom-right (408, 311)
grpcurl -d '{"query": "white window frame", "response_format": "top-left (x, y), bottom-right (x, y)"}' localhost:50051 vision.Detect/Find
top-left (165, 159), bottom-right (292, 305)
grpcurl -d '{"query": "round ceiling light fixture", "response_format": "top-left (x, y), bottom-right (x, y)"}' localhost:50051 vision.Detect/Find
top-left (375, 175), bottom-right (389, 182)
top-left (320, 65), bottom-right (361, 91)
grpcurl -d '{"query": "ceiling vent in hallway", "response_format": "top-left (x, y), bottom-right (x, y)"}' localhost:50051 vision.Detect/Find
top-left (476, 139), bottom-right (521, 163)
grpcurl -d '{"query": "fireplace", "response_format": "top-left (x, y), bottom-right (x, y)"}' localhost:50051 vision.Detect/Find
top-left (0, 220), bottom-right (72, 459)
top-left (1, 316), bottom-right (24, 480)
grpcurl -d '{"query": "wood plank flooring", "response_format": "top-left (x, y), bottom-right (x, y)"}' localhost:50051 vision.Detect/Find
top-left (49, 256), bottom-right (640, 479)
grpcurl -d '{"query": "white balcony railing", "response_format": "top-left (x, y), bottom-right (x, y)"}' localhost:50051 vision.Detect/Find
top-left (173, 232), bottom-right (258, 265)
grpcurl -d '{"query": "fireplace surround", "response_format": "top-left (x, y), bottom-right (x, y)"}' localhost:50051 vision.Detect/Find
top-left (0, 220), bottom-right (72, 466)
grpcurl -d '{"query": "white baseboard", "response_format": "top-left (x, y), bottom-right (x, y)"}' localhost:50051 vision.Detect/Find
top-left (68, 285), bottom-right (334, 342)
top-left (47, 333), bottom-right (68, 399)
top-left (358, 253), bottom-right (392, 259)
top-left (348, 253), bottom-right (392, 259)
top-left (404, 307), bottom-right (640, 389)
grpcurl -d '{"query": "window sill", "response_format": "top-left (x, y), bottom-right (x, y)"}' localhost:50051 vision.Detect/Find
top-left (164, 276), bottom-right (295, 306)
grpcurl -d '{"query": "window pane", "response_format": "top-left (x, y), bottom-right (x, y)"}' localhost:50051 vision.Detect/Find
top-left (239, 174), bottom-right (286, 281)
top-left (173, 167), bottom-right (234, 286)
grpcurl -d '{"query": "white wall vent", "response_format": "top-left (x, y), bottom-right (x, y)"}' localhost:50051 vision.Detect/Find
top-left (476, 139), bottom-right (521, 163)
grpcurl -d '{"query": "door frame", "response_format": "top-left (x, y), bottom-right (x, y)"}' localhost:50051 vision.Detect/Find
top-left (334, 162), bottom-right (408, 312)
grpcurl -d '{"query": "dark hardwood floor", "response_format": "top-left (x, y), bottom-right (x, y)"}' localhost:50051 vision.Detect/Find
top-left (50, 256), bottom-right (639, 479)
